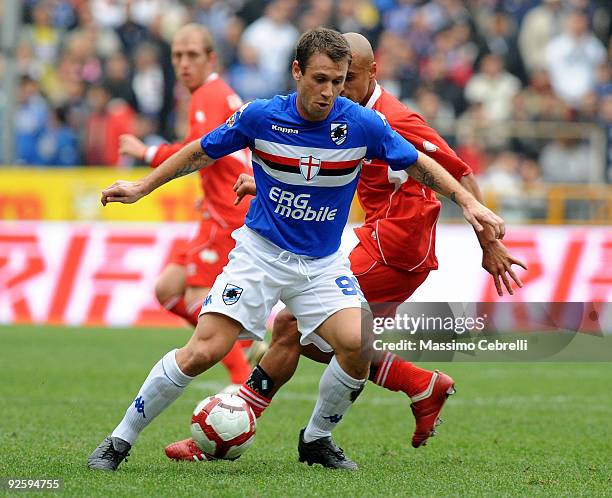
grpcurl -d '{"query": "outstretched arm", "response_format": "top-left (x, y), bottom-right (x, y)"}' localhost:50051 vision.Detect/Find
top-left (101, 139), bottom-right (213, 205)
top-left (407, 152), bottom-right (506, 239)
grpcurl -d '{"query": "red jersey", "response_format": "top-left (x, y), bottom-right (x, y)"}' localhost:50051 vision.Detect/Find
top-left (147, 73), bottom-right (251, 228)
top-left (354, 84), bottom-right (472, 272)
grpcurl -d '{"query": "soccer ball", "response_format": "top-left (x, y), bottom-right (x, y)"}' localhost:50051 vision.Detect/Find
top-left (190, 393), bottom-right (256, 460)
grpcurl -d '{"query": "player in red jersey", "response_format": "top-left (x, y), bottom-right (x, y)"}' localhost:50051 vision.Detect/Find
top-left (165, 32), bottom-right (525, 462)
top-left (119, 24), bottom-right (252, 387)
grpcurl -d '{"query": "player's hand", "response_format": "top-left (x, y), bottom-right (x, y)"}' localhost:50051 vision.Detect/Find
top-left (462, 199), bottom-right (506, 239)
top-left (119, 134), bottom-right (147, 161)
top-left (233, 173), bottom-right (256, 205)
top-left (482, 240), bottom-right (528, 296)
top-left (101, 180), bottom-right (147, 206)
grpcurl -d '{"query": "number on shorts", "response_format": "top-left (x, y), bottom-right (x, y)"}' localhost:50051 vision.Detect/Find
top-left (335, 276), bottom-right (359, 296)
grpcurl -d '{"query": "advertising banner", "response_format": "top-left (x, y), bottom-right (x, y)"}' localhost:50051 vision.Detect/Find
top-left (0, 222), bottom-right (609, 327)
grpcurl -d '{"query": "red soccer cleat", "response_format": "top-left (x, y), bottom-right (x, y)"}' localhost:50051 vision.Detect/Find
top-left (410, 370), bottom-right (456, 448)
top-left (164, 438), bottom-right (209, 462)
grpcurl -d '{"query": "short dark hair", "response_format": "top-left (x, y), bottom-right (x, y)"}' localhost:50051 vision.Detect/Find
top-left (295, 27), bottom-right (351, 73)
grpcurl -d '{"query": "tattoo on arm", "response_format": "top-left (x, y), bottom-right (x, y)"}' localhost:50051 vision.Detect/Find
top-left (165, 152), bottom-right (210, 182)
top-left (412, 164), bottom-right (440, 192)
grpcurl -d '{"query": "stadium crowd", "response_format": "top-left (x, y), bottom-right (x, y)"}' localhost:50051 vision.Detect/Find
top-left (1, 0), bottom-right (611, 184)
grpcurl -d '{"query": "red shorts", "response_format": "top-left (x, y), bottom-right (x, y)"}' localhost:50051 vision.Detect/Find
top-left (349, 242), bottom-right (430, 317)
top-left (170, 220), bottom-right (237, 288)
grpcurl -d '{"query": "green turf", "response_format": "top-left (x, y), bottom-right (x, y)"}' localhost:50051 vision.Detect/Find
top-left (1, 325), bottom-right (610, 497)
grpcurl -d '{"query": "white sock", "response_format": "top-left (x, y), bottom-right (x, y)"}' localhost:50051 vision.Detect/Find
top-left (303, 356), bottom-right (366, 443)
top-left (111, 349), bottom-right (194, 445)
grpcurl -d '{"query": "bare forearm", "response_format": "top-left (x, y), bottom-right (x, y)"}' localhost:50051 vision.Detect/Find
top-left (407, 152), bottom-right (474, 207)
top-left (141, 140), bottom-right (212, 195)
top-left (460, 173), bottom-right (497, 245)
top-left (460, 173), bottom-right (483, 203)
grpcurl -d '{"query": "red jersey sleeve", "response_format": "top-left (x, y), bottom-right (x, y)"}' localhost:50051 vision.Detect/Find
top-left (149, 81), bottom-right (242, 167)
top-left (390, 110), bottom-right (472, 181)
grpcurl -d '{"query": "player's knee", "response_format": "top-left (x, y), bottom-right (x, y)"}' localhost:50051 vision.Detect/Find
top-left (334, 335), bottom-right (369, 377)
top-left (181, 339), bottom-right (228, 375)
top-left (154, 279), bottom-right (177, 307)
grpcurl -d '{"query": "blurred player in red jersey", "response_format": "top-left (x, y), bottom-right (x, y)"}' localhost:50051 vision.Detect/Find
top-left (119, 24), bottom-right (252, 387)
top-left (165, 32), bottom-right (527, 461)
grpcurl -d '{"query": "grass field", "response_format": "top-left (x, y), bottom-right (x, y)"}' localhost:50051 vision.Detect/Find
top-left (1, 325), bottom-right (611, 497)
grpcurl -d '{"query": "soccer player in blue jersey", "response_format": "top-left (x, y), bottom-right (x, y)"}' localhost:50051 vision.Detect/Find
top-left (89, 28), bottom-right (504, 471)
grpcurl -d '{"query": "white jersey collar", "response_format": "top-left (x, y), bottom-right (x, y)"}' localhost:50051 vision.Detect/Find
top-left (364, 82), bottom-right (382, 109)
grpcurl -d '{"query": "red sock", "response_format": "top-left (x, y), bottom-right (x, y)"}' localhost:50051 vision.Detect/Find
top-left (240, 339), bottom-right (253, 349)
top-left (372, 353), bottom-right (433, 398)
top-left (236, 384), bottom-right (271, 418)
top-left (162, 296), bottom-right (198, 327)
top-left (221, 343), bottom-right (251, 384)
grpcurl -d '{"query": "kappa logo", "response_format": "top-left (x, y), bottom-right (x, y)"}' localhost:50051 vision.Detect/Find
top-left (134, 396), bottom-right (146, 418)
top-left (299, 155), bottom-right (321, 181)
top-left (222, 284), bottom-right (243, 305)
top-left (330, 123), bottom-right (348, 145)
top-left (322, 414), bottom-right (343, 424)
top-left (271, 124), bottom-right (299, 134)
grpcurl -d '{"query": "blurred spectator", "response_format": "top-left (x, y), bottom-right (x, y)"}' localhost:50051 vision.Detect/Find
top-left (16, 41), bottom-right (44, 81)
top-left (518, 0), bottom-right (567, 75)
top-left (479, 151), bottom-right (523, 196)
top-left (215, 15), bottom-right (245, 69)
top-left (545, 10), bottom-right (606, 107)
top-left (375, 30), bottom-right (419, 99)
top-left (72, 3), bottom-right (122, 60)
top-left (465, 53), bottom-right (521, 122)
top-left (37, 106), bottom-right (80, 167)
top-left (598, 94), bottom-right (612, 181)
top-left (477, 11), bottom-right (526, 83)
top-left (20, 1), bottom-right (64, 66)
top-left (594, 63), bottom-right (612, 97)
top-left (104, 53), bottom-right (137, 107)
top-left (131, 43), bottom-right (165, 120)
top-left (241, 0), bottom-right (300, 91)
top-left (15, 76), bottom-right (49, 165)
top-left (63, 32), bottom-right (104, 84)
top-left (84, 84), bottom-right (136, 166)
top-left (192, 0), bottom-right (234, 51)
top-left (90, 0), bottom-right (126, 30)
top-left (297, 0), bottom-right (335, 32)
top-left (62, 78), bottom-right (89, 135)
top-left (116, 5), bottom-right (149, 56)
top-left (511, 69), bottom-right (570, 121)
top-left (144, 14), bottom-right (176, 137)
top-left (228, 42), bottom-right (278, 100)
top-left (520, 158), bottom-right (543, 187)
top-left (420, 52), bottom-right (465, 114)
top-left (412, 86), bottom-right (455, 123)
top-left (540, 137), bottom-right (597, 182)
top-left (129, 0), bottom-right (166, 27)
top-left (335, 0), bottom-right (380, 40)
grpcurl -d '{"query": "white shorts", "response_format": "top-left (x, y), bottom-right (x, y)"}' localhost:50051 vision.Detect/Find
top-left (199, 226), bottom-right (366, 352)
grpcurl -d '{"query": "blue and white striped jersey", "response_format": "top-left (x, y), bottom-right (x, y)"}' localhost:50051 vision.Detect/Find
top-left (201, 93), bottom-right (418, 257)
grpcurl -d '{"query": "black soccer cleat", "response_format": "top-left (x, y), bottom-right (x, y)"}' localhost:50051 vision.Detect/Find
top-left (87, 436), bottom-right (131, 471)
top-left (298, 428), bottom-right (358, 470)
